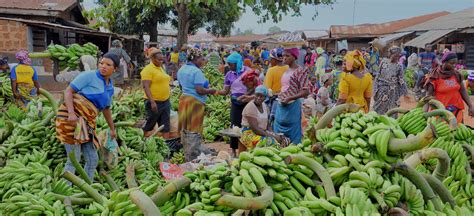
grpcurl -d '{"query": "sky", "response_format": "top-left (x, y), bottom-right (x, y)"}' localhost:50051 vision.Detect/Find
top-left (82, 0), bottom-right (474, 34)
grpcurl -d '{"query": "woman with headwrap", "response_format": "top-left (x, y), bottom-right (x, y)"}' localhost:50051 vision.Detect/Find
top-left (336, 50), bottom-right (373, 113)
top-left (240, 85), bottom-right (286, 150)
top-left (10, 50), bottom-right (41, 108)
top-left (0, 57), bottom-right (10, 75)
top-left (424, 51), bottom-right (474, 123)
top-left (56, 52), bottom-right (118, 183)
top-left (264, 48), bottom-right (289, 125)
top-left (177, 48), bottom-right (217, 134)
top-left (274, 47), bottom-right (311, 144)
top-left (217, 52), bottom-right (254, 156)
top-left (315, 47), bottom-right (328, 78)
top-left (372, 46), bottom-right (408, 115)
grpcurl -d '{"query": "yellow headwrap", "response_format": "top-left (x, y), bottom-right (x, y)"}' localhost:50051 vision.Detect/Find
top-left (344, 50), bottom-right (366, 72)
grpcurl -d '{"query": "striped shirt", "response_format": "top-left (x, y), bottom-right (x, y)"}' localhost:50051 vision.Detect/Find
top-left (279, 65), bottom-right (310, 101)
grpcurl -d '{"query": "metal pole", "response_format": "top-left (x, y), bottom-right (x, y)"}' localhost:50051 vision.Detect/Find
top-left (352, 0), bottom-right (357, 26)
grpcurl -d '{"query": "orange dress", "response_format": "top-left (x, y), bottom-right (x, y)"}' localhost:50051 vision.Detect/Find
top-left (431, 75), bottom-right (464, 123)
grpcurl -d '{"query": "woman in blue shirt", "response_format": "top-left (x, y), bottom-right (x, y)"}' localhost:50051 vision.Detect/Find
top-left (177, 48), bottom-right (217, 135)
top-left (56, 52), bottom-right (118, 183)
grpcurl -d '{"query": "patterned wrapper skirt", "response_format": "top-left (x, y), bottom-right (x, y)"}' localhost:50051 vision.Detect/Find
top-left (178, 95), bottom-right (205, 134)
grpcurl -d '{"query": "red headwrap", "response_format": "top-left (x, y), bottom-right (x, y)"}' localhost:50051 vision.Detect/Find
top-left (241, 70), bottom-right (259, 84)
top-left (284, 48), bottom-right (299, 59)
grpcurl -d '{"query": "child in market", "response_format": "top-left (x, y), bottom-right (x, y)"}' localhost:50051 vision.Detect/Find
top-left (315, 74), bottom-right (334, 117)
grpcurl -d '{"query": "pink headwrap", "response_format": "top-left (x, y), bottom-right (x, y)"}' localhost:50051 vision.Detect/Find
top-left (16, 50), bottom-right (31, 65)
top-left (441, 51), bottom-right (457, 63)
top-left (285, 48), bottom-right (299, 59)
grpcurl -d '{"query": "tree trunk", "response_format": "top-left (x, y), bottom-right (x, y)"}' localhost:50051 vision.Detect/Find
top-left (176, 3), bottom-right (190, 50)
top-left (148, 19), bottom-right (158, 43)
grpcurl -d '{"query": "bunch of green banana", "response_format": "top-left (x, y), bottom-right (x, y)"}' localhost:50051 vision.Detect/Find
top-left (338, 184), bottom-right (379, 215)
top-left (398, 107), bottom-right (427, 134)
top-left (0, 189), bottom-right (67, 215)
top-left (169, 150), bottom-right (185, 164)
top-left (428, 117), bottom-right (452, 137)
top-left (454, 123), bottom-right (473, 141)
top-left (391, 172), bottom-right (425, 215)
top-left (0, 117), bottom-right (13, 144)
top-left (46, 43), bottom-right (99, 70)
top-left (0, 75), bottom-right (13, 98)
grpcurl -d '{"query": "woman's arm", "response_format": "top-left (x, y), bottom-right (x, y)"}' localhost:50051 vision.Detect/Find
top-left (423, 83), bottom-right (435, 112)
top-left (64, 87), bottom-right (78, 121)
top-left (459, 79), bottom-right (474, 116)
top-left (102, 108), bottom-right (116, 139)
top-left (247, 116), bottom-right (268, 137)
top-left (195, 86), bottom-right (216, 95)
top-left (217, 85), bottom-right (230, 95)
top-left (142, 80), bottom-right (157, 111)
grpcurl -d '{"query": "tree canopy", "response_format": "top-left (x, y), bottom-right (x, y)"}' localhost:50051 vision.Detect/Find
top-left (268, 26), bottom-right (282, 33)
top-left (87, 0), bottom-right (334, 48)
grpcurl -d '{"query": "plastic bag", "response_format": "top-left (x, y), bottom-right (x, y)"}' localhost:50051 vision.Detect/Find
top-left (98, 129), bottom-right (118, 169)
top-left (181, 130), bottom-right (202, 162)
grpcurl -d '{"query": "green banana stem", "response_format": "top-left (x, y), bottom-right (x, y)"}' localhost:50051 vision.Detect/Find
top-left (314, 103), bottom-right (360, 130)
top-left (114, 121), bottom-right (136, 128)
top-left (420, 173), bottom-right (456, 207)
top-left (369, 190), bottom-right (388, 212)
top-left (215, 186), bottom-right (274, 210)
top-left (427, 99), bottom-right (446, 110)
top-left (388, 124), bottom-right (435, 154)
top-left (40, 111), bottom-right (55, 126)
top-left (68, 151), bottom-right (92, 185)
top-left (462, 144), bottom-right (474, 164)
top-left (416, 96), bottom-right (434, 108)
top-left (404, 148), bottom-right (450, 180)
top-left (129, 189), bottom-right (162, 216)
top-left (50, 193), bottom-right (93, 205)
top-left (38, 88), bottom-right (58, 113)
top-left (392, 163), bottom-right (442, 211)
top-left (126, 163), bottom-right (138, 188)
top-left (151, 177), bottom-right (192, 206)
top-left (285, 154), bottom-right (336, 198)
top-left (423, 109), bottom-right (457, 130)
top-left (61, 171), bottom-right (105, 204)
top-left (100, 169), bottom-right (120, 191)
top-left (63, 197), bottom-right (75, 216)
top-left (386, 108), bottom-right (409, 117)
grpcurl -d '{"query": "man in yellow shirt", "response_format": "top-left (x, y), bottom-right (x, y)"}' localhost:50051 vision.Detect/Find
top-left (141, 48), bottom-right (171, 138)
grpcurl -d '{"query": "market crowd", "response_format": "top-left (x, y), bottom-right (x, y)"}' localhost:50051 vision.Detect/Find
top-left (1, 40), bottom-right (474, 182)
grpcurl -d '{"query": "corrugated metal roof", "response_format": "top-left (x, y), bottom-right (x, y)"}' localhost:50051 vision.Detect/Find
top-left (330, 11), bottom-right (449, 38)
top-left (375, 31), bottom-right (414, 43)
top-left (189, 33), bottom-right (216, 43)
top-left (0, 17), bottom-right (116, 37)
top-left (0, 0), bottom-right (76, 11)
top-left (404, 29), bottom-right (455, 48)
top-left (302, 30), bottom-right (328, 40)
top-left (399, 7), bottom-right (474, 32)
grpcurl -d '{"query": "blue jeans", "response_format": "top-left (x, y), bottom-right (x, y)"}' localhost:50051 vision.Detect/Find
top-left (64, 142), bottom-right (98, 183)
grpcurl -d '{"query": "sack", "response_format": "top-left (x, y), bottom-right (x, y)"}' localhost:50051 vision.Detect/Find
top-left (98, 129), bottom-right (119, 169)
top-left (181, 130), bottom-right (202, 162)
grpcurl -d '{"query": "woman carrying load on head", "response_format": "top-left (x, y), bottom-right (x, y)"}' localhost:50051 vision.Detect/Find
top-left (424, 51), bottom-right (474, 123)
top-left (336, 50), bottom-right (373, 113)
top-left (177, 48), bottom-right (217, 134)
top-left (372, 46), bottom-right (409, 115)
top-left (273, 47), bottom-right (311, 145)
top-left (56, 52), bottom-right (119, 183)
top-left (10, 50), bottom-right (41, 108)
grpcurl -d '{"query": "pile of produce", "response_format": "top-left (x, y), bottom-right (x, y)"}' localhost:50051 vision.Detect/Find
top-left (0, 72), bottom-right (13, 106)
top-left (29, 43), bottom-right (99, 71)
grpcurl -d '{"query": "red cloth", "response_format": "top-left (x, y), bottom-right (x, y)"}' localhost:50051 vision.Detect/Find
top-left (431, 75), bottom-right (464, 122)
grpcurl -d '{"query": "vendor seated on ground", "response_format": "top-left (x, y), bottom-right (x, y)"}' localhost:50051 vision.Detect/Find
top-left (240, 85), bottom-right (286, 151)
